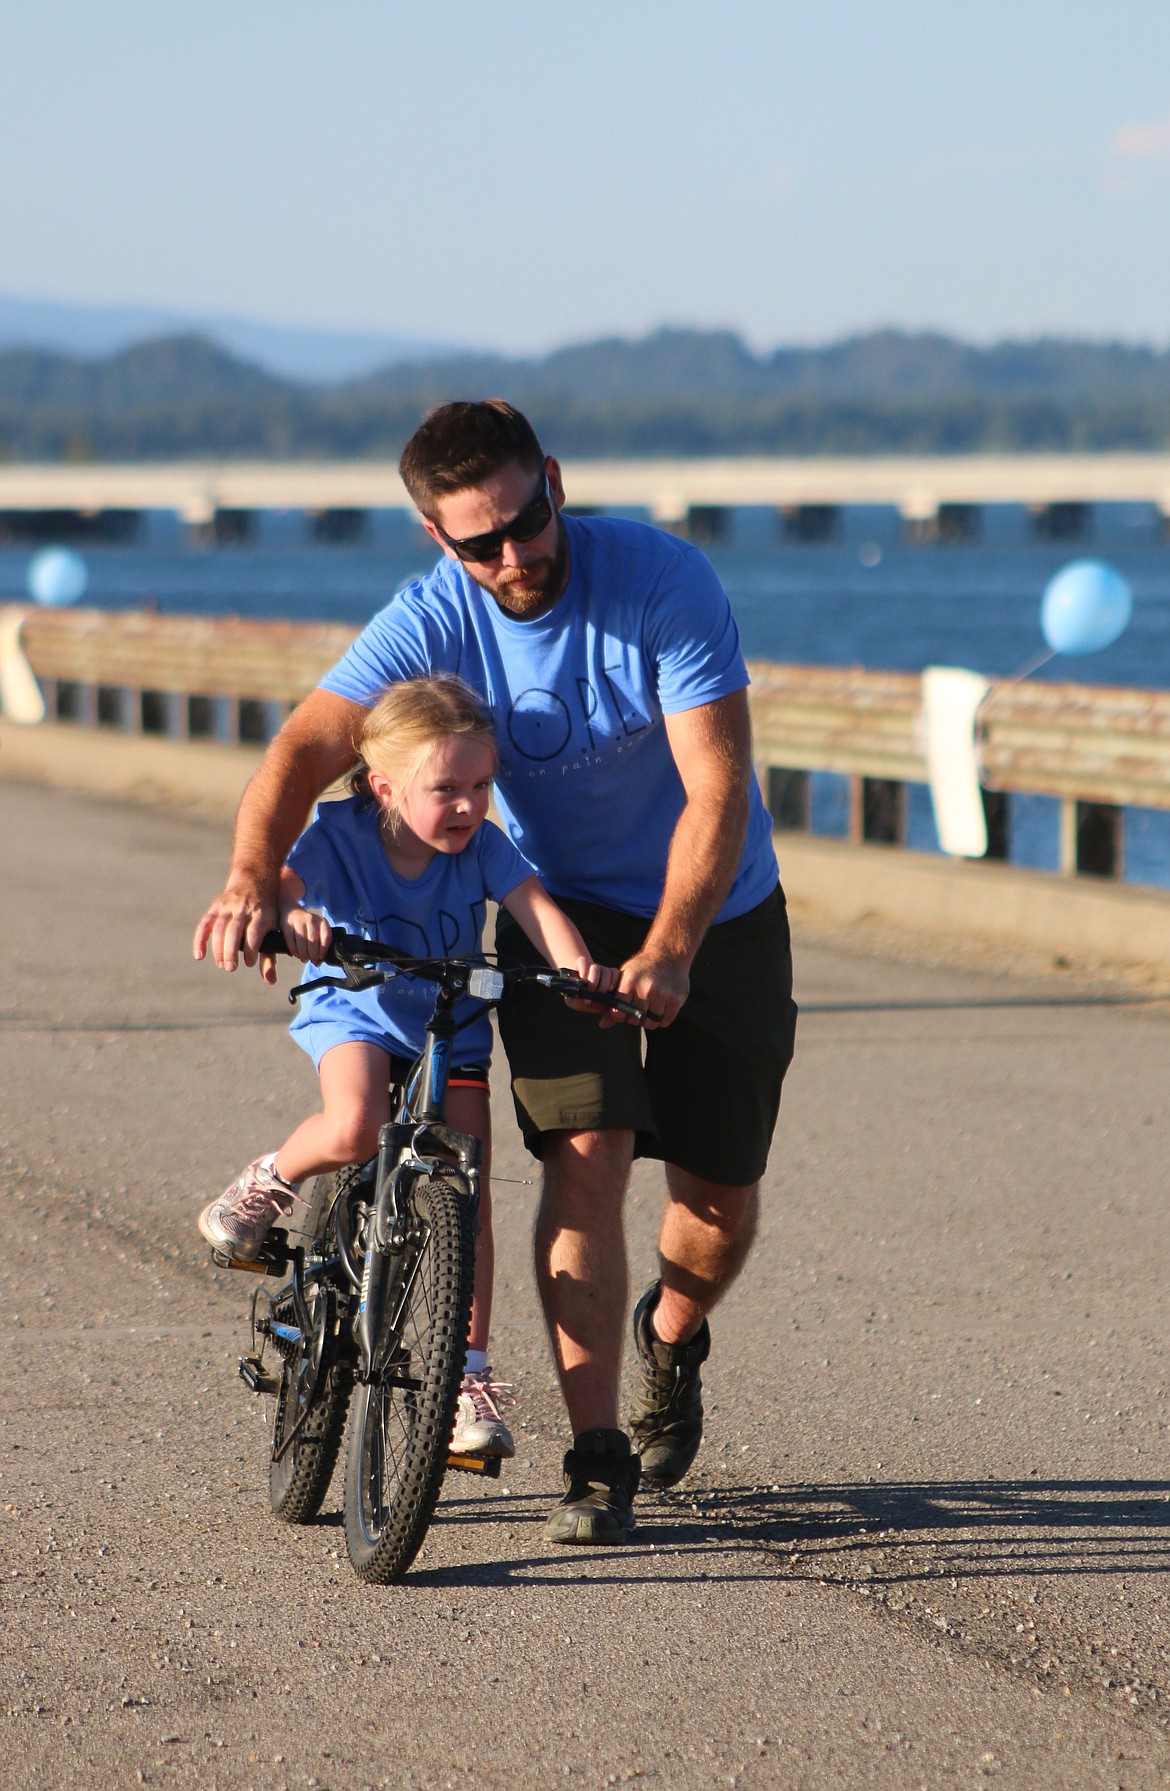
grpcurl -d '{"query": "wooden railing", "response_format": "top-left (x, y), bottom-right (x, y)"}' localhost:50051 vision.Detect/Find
top-left (11, 606), bottom-right (1170, 881)
top-left (746, 660), bottom-right (1170, 876)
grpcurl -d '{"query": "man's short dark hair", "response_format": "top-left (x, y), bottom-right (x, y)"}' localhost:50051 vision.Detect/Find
top-left (399, 400), bottom-right (546, 516)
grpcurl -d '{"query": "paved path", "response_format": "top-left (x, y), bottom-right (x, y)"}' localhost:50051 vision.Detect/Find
top-left (4, 780), bottom-right (1170, 1791)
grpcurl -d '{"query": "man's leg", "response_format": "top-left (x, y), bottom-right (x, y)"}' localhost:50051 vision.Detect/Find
top-left (533, 1127), bottom-right (634, 1433)
top-left (652, 1166), bottom-right (759, 1345)
top-left (627, 1168), bottom-right (759, 1489)
top-left (535, 1127), bottom-right (643, 1546)
top-left (630, 888), bottom-right (796, 1487)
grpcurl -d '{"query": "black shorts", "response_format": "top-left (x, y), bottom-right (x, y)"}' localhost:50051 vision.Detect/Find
top-left (495, 885), bottom-right (797, 1186)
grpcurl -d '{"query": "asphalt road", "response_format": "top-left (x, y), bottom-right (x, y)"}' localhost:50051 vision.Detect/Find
top-left (4, 779), bottom-right (1170, 1791)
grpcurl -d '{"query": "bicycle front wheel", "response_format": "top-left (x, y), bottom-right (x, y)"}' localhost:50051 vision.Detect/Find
top-left (342, 1176), bottom-right (474, 1583)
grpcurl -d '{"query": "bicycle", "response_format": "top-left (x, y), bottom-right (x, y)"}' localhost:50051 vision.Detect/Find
top-left (213, 927), bottom-right (640, 1584)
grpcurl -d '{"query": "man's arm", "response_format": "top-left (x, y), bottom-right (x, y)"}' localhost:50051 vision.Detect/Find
top-left (193, 688), bottom-right (367, 976)
top-left (610, 688), bottom-right (753, 1028)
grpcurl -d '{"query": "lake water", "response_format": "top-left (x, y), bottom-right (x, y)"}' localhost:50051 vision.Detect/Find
top-left (3, 503), bottom-right (1170, 886)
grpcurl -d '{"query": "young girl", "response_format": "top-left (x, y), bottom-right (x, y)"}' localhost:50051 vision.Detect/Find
top-left (199, 674), bottom-right (616, 1459)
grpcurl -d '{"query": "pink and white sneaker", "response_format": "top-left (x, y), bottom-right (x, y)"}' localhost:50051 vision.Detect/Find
top-left (451, 1370), bottom-right (516, 1459)
top-left (198, 1156), bottom-right (299, 1262)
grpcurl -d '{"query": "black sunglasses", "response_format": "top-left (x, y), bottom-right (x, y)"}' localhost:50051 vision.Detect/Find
top-left (434, 471), bottom-right (554, 563)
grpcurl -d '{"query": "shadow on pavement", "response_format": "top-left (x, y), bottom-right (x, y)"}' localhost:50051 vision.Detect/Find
top-left (726, 1478), bottom-right (1170, 1585)
top-left (395, 1477), bottom-right (1170, 1589)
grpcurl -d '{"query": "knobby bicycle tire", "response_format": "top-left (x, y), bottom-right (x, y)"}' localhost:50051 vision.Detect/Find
top-left (267, 1174), bottom-right (355, 1524)
top-left (342, 1175), bottom-right (474, 1583)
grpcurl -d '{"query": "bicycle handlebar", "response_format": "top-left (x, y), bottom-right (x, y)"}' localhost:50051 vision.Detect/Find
top-left (257, 927), bottom-right (646, 1019)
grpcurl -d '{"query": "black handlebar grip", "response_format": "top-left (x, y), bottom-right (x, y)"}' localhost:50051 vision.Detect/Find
top-left (258, 927), bottom-right (346, 964)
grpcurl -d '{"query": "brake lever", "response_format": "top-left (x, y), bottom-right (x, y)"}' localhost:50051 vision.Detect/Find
top-left (288, 965), bottom-right (387, 1004)
top-left (535, 972), bottom-right (645, 1019)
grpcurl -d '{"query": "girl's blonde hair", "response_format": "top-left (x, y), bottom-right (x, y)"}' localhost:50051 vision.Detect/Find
top-left (347, 675), bottom-right (497, 822)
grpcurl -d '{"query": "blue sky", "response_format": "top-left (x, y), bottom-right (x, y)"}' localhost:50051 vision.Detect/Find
top-left (2, 0), bottom-right (1168, 352)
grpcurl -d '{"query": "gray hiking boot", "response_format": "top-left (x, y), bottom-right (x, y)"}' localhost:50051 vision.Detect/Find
top-left (543, 1428), bottom-right (640, 1546)
top-left (628, 1282), bottom-right (710, 1489)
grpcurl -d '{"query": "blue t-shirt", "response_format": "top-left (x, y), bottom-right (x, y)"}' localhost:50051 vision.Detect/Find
top-left (321, 515), bottom-right (777, 921)
top-left (286, 796), bottom-right (533, 1067)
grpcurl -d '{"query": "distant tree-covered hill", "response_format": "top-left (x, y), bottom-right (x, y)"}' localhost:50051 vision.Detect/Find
top-left (2, 327), bottom-right (1169, 460)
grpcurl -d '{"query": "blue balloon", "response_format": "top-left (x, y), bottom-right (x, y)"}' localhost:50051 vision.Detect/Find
top-left (1040, 559), bottom-right (1132, 656)
top-left (27, 546), bottom-right (89, 607)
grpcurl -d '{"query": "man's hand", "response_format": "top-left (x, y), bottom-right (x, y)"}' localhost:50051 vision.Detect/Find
top-left (193, 876), bottom-right (280, 980)
top-left (603, 949), bottom-right (691, 1030)
top-left (191, 689), bottom-right (365, 982)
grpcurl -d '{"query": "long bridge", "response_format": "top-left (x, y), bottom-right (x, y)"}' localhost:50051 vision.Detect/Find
top-left (2, 453), bottom-right (1170, 542)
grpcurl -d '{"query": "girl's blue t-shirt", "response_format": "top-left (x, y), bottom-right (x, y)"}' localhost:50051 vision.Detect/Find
top-left (286, 796), bottom-right (533, 1066)
top-left (320, 515), bottom-right (777, 921)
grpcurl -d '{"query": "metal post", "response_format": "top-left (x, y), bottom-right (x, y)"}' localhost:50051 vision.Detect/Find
top-left (861, 778), bottom-right (906, 845)
top-left (1062, 799), bottom-right (1122, 878)
top-left (764, 767), bottom-right (810, 832)
top-left (119, 686), bottom-right (142, 734)
top-left (187, 695), bottom-right (215, 738)
top-left (848, 775), bottom-right (863, 842)
top-left (166, 691), bottom-right (189, 740)
top-left (981, 789), bottom-right (1010, 861)
top-left (212, 696), bottom-right (240, 745)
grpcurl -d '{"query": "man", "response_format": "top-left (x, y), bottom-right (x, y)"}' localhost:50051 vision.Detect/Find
top-left (195, 400), bottom-right (797, 1545)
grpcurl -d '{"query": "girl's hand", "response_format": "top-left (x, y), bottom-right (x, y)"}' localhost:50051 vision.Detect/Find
top-left (562, 958), bottom-right (620, 1013)
top-left (282, 905), bottom-right (333, 967)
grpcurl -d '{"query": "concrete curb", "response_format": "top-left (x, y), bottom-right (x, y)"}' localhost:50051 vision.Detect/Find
top-left (5, 717), bottom-right (1169, 971)
top-left (777, 832), bottom-right (1170, 972)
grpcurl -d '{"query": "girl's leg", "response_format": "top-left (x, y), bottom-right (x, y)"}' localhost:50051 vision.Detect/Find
top-left (445, 1084), bottom-right (493, 1354)
top-left (446, 1083), bottom-right (514, 1458)
top-left (274, 1042), bottom-right (393, 1185)
top-left (199, 1042), bottom-right (392, 1263)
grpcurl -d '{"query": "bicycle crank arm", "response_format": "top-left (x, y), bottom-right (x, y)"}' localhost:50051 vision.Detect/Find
top-left (381, 1367), bottom-right (423, 1393)
top-left (259, 1318), bottom-right (303, 1347)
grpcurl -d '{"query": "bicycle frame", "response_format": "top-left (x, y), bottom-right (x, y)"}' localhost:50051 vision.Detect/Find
top-left (237, 938), bottom-right (632, 1362)
top-left (334, 979), bottom-right (485, 1383)
top-left (241, 964), bottom-right (485, 1397)
top-left (227, 932), bottom-right (645, 1565)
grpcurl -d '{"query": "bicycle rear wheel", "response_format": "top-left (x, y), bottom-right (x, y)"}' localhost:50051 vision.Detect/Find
top-left (267, 1177), bottom-right (354, 1524)
top-left (342, 1176), bottom-right (474, 1583)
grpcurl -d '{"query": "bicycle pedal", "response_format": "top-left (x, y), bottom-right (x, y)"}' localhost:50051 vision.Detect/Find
top-left (446, 1451), bottom-right (503, 1478)
top-left (238, 1354), bottom-right (280, 1395)
top-left (209, 1244), bottom-right (287, 1276)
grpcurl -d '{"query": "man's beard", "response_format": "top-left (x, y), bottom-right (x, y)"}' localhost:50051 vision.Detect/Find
top-left (473, 519), bottom-right (570, 619)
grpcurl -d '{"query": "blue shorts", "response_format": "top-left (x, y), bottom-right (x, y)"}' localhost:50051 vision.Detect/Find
top-left (292, 1018), bottom-right (490, 1086)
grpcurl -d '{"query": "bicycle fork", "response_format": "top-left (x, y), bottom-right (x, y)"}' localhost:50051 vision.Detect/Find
top-left (353, 1118), bottom-right (482, 1383)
